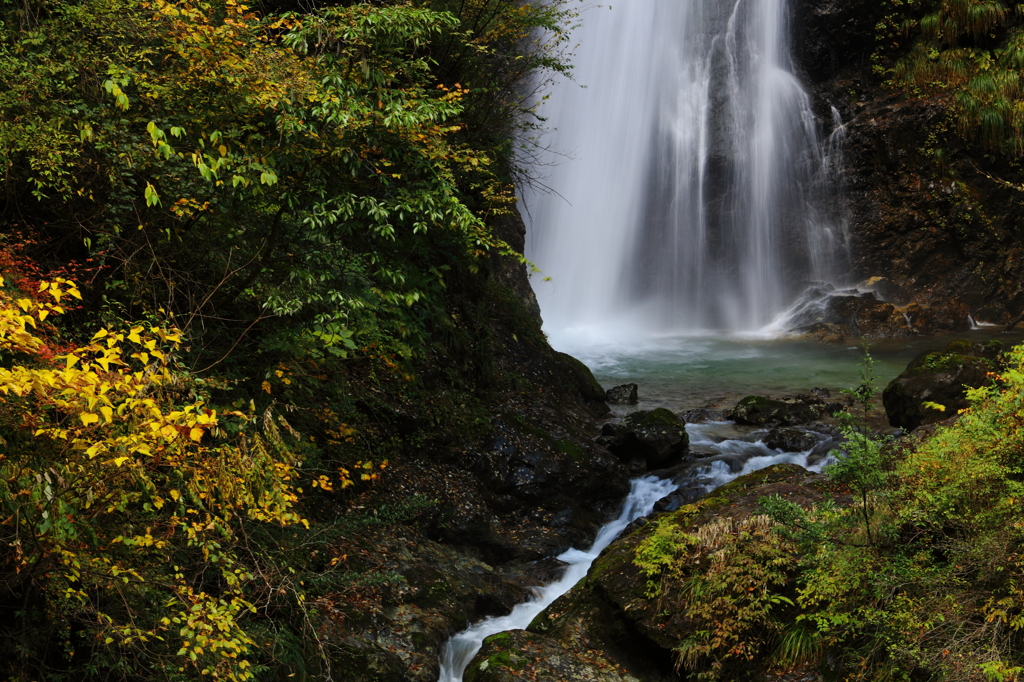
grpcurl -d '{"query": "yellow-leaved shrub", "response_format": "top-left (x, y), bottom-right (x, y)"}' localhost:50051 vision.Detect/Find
top-left (0, 275), bottom-right (306, 680)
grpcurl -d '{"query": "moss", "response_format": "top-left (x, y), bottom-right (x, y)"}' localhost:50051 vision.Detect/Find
top-left (945, 339), bottom-right (974, 353)
top-left (409, 631), bottom-right (430, 649)
top-left (909, 350), bottom-right (993, 376)
top-left (486, 632), bottom-right (514, 647)
top-left (907, 339), bottom-right (1004, 377)
top-left (736, 395), bottom-right (774, 411)
top-left (490, 651), bottom-right (520, 670)
top-left (555, 438), bottom-right (584, 461)
top-left (627, 407), bottom-right (682, 428)
top-left (983, 339), bottom-right (1006, 353)
top-left (557, 352), bottom-right (607, 402)
top-left (484, 279), bottom-right (547, 348)
top-left (710, 463), bottom-right (804, 498)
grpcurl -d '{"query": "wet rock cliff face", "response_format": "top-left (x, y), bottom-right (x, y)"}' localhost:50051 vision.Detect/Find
top-left (793, 0), bottom-right (1024, 327)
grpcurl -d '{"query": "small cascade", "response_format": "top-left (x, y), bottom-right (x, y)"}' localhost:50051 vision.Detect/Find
top-left (436, 421), bottom-right (837, 682)
top-left (522, 0), bottom-right (850, 341)
top-left (969, 315), bottom-right (1000, 329)
top-left (436, 476), bottom-right (678, 682)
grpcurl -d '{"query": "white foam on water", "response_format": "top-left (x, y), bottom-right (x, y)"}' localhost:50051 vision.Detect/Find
top-left (436, 475), bottom-right (678, 682)
top-left (437, 421), bottom-right (834, 681)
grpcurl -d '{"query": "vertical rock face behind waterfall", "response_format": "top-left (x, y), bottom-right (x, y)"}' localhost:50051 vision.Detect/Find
top-left (794, 0), bottom-right (1024, 327)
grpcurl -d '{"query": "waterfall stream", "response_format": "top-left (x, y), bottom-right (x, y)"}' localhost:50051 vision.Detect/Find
top-left (435, 0), bottom-right (853, 677)
top-left (521, 0), bottom-right (849, 341)
top-left (436, 475), bottom-right (678, 682)
top-left (436, 422), bottom-right (836, 682)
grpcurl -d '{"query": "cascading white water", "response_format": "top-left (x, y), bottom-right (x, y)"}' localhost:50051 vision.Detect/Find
top-left (522, 0), bottom-right (849, 338)
top-left (436, 475), bottom-right (679, 682)
top-left (435, 423), bottom-right (837, 682)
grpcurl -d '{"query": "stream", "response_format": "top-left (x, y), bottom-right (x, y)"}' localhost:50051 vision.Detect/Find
top-left (437, 414), bottom-right (838, 682)
top-left (435, 328), bottom-right (1024, 681)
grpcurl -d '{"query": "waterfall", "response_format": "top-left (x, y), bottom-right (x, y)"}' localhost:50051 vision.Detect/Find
top-left (521, 0), bottom-right (849, 339)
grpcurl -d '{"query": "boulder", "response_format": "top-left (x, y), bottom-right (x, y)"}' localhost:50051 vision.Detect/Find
top-left (464, 630), bottom-right (634, 682)
top-left (556, 352), bottom-right (611, 417)
top-left (679, 407), bottom-right (724, 423)
top-left (855, 298), bottom-right (913, 337)
top-left (794, 291), bottom-right (913, 341)
top-left (882, 339), bottom-right (1004, 431)
top-left (605, 383), bottom-right (639, 404)
top-left (602, 408), bottom-right (689, 469)
top-left (764, 427), bottom-right (820, 452)
top-left (857, 276), bottom-right (911, 305)
top-left (729, 395), bottom-right (821, 427)
top-left (495, 464), bottom-right (849, 682)
top-left (799, 321), bottom-right (848, 344)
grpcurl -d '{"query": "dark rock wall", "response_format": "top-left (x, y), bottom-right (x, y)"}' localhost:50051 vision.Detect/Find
top-left (794, 0), bottom-right (1024, 325)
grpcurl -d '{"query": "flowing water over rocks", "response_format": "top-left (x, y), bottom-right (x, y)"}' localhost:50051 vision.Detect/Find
top-left (436, 419), bottom-right (838, 682)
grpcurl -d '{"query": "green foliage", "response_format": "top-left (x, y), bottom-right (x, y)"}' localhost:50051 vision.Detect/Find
top-left (634, 503), bottom-right (799, 680)
top-left (0, 0), bottom-right (576, 377)
top-left (876, 0), bottom-right (1024, 156)
top-left (756, 344), bottom-right (1024, 680)
top-left (634, 508), bottom-right (698, 597)
top-left (0, 0), bottom-right (578, 678)
top-left (826, 348), bottom-right (891, 545)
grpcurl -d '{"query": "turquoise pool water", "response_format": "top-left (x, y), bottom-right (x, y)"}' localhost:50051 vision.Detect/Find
top-left (550, 330), bottom-right (1024, 413)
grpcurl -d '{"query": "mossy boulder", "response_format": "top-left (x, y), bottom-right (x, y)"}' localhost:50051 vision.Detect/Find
top-left (729, 395), bottom-right (821, 427)
top-left (764, 426), bottom-right (821, 452)
top-left (557, 352), bottom-right (610, 417)
top-left (512, 464), bottom-right (842, 682)
top-left (604, 408), bottom-right (689, 469)
top-left (464, 629), bottom-right (637, 682)
top-left (883, 339), bottom-right (1004, 431)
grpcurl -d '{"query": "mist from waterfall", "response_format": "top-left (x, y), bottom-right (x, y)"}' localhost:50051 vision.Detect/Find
top-left (521, 0), bottom-right (849, 342)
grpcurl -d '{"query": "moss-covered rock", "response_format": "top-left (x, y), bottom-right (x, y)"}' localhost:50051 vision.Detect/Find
top-left (882, 338), bottom-right (1004, 431)
top-left (764, 426), bottom-right (821, 452)
top-left (488, 464), bottom-right (847, 682)
top-left (557, 352), bottom-right (611, 417)
top-left (464, 628), bottom-right (642, 682)
top-left (729, 395), bottom-right (821, 427)
top-left (604, 408), bottom-right (690, 469)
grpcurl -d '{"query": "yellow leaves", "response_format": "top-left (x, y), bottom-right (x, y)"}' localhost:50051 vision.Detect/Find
top-left (354, 459), bottom-right (386, 482)
top-left (310, 474), bottom-right (333, 491)
top-left (0, 272), bottom-right (308, 681)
